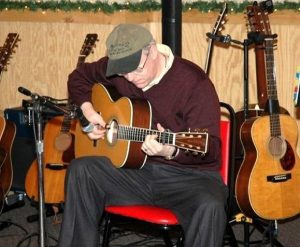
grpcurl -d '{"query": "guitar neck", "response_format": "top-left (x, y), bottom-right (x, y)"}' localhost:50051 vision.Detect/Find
top-left (204, 3), bottom-right (227, 75)
top-left (115, 123), bottom-right (208, 154)
top-left (61, 113), bottom-right (73, 133)
top-left (76, 55), bottom-right (86, 68)
top-left (265, 38), bottom-right (282, 137)
top-left (265, 38), bottom-right (278, 102)
top-left (118, 125), bottom-right (175, 145)
top-left (204, 39), bottom-right (214, 75)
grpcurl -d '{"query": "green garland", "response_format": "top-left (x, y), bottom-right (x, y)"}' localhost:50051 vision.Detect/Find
top-left (0, 1), bottom-right (299, 14)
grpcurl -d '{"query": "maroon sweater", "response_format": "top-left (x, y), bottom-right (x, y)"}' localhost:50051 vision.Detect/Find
top-left (68, 56), bottom-right (221, 170)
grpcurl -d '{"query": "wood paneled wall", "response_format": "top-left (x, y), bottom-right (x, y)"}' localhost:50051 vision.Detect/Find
top-left (1, 10), bottom-right (300, 139)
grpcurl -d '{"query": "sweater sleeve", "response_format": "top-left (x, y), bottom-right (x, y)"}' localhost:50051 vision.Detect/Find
top-left (171, 78), bottom-right (221, 169)
top-left (145, 59), bottom-right (222, 170)
top-left (67, 57), bottom-right (110, 106)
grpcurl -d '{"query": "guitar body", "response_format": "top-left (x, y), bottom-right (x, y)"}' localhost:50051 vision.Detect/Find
top-left (0, 116), bottom-right (16, 213)
top-left (25, 33), bottom-right (98, 203)
top-left (75, 84), bottom-right (151, 169)
top-left (25, 116), bottom-right (77, 203)
top-left (236, 114), bottom-right (300, 219)
top-left (234, 106), bottom-right (289, 179)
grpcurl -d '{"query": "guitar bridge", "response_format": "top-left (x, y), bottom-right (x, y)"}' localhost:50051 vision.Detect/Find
top-left (266, 173), bottom-right (291, 183)
top-left (46, 163), bottom-right (68, 170)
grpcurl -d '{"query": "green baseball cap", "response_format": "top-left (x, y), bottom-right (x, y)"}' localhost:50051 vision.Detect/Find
top-left (106, 24), bottom-right (153, 76)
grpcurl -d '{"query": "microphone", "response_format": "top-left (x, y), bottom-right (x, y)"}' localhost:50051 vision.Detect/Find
top-left (18, 86), bottom-right (72, 117)
top-left (18, 86), bottom-right (40, 100)
top-left (74, 106), bottom-right (94, 133)
top-left (206, 32), bottom-right (231, 43)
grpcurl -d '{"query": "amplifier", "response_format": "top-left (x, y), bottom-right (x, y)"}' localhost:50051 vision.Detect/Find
top-left (4, 107), bottom-right (34, 139)
top-left (4, 107), bottom-right (35, 191)
top-left (4, 102), bottom-right (65, 191)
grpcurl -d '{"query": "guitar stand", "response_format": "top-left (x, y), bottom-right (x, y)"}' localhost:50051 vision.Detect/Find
top-left (27, 203), bottom-right (63, 223)
top-left (18, 99), bottom-right (49, 247)
top-left (238, 217), bottom-right (284, 247)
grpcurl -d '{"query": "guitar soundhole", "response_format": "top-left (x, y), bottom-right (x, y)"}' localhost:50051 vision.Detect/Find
top-left (54, 133), bottom-right (72, 151)
top-left (268, 136), bottom-right (286, 157)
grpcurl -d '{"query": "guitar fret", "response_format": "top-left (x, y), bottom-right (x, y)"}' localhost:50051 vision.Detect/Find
top-left (60, 103), bottom-right (73, 133)
top-left (270, 114), bottom-right (281, 137)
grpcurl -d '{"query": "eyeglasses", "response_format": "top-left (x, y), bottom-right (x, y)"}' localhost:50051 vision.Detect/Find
top-left (133, 48), bottom-right (151, 74)
top-left (118, 46), bottom-right (151, 76)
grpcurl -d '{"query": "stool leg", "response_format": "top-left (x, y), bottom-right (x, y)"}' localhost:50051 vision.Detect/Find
top-left (102, 215), bottom-right (112, 247)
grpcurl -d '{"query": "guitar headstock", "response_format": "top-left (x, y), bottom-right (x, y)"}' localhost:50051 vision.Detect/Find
top-left (247, 0), bottom-right (273, 36)
top-left (211, 2), bottom-right (228, 35)
top-left (79, 33), bottom-right (99, 57)
top-left (175, 132), bottom-right (208, 155)
top-left (0, 33), bottom-right (20, 74)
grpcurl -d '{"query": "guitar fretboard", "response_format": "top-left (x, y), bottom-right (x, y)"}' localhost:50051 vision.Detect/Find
top-left (60, 104), bottom-right (73, 133)
top-left (118, 125), bottom-right (175, 144)
top-left (265, 38), bottom-right (282, 138)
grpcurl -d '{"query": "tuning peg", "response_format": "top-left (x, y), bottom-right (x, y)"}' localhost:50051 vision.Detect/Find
top-left (192, 151), bottom-right (198, 156)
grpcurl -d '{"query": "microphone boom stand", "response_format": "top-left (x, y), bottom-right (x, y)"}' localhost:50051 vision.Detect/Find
top-left (17, 87), bottom-right (73, 247)
top-left (33, 99), bottom-right (47, 247)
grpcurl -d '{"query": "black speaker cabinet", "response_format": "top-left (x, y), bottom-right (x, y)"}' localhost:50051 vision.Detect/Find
top-left (4, 107), bottom-right (36, 192)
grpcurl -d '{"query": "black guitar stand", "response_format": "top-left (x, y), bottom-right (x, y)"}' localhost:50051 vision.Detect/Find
top-left (17, 87), bottom-right (73, 247)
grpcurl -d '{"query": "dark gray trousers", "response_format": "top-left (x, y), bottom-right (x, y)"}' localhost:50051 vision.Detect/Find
top-left (57, 156), bottom-right (228, 247)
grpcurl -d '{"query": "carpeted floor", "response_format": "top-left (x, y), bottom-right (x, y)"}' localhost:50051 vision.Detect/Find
top-left (0, 192), bottom-right (300, 247)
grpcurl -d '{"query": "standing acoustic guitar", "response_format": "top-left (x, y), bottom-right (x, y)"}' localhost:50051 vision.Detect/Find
top-left (0, 33), bottom-right (19, 214)
top-left (25, 34), bottom-right (98, 203)
top-left (235, 3), bottom-right (300, 220)
top-left (0, 117), bottom-right (16, 214)
top-left (204, 2), bottom-right (227, 75)
top-left (0, 33), bottom-right (20, 75)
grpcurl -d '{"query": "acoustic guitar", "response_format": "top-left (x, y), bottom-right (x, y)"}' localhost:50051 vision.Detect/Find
top-left (25, 34), bottom-right (98, 203)
top-left (0, 116), bottom-right (16, 214)
top-left (204, 2), bottom-right (227, 75)
top-left (235, 3), bottom-right (300, 220)
top-left (0, 33), bottom-right (20, 75)
top-left (234, 0), bottom-right (289, 182)
top-left (75, 83), bottom-right (208, 169)
top-left (0, 33), bottom-right (19, 214)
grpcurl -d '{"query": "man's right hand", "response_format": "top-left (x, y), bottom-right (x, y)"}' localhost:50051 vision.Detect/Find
top-left (80, 101), bottom-right (106, 140)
